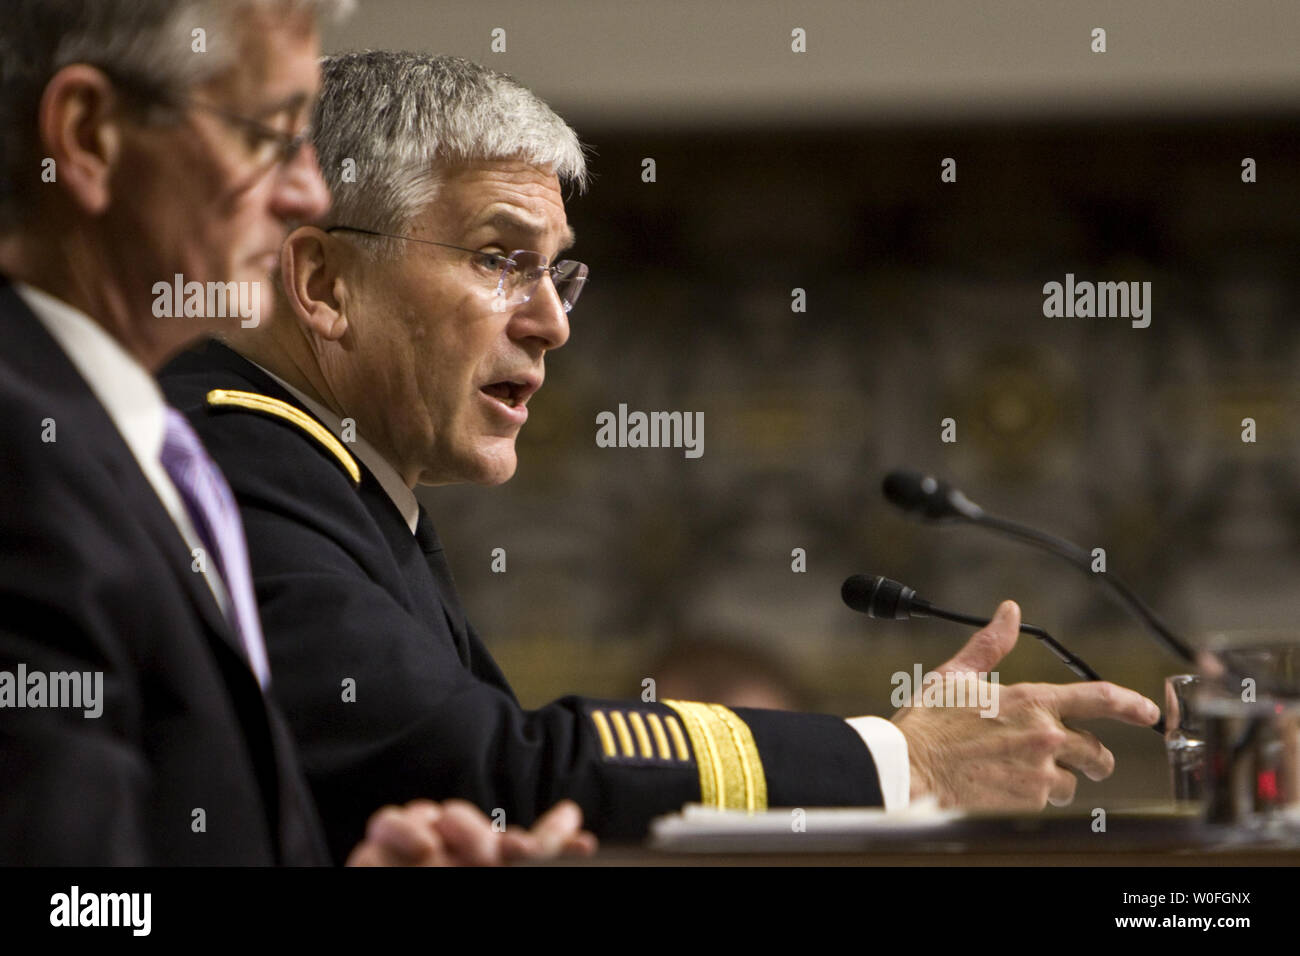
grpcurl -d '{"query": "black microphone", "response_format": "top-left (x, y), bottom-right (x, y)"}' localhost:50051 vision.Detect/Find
top-left (841, 574), bottom-right (923, 621)
top-left (842, 574), bottom-right (1103, 680)
top-left (842, 574), bottom-right (1165, 735)
top-left (881, 470), bottom-right (984, 521)
top-left (881, 469), bottom-right (1196, 665)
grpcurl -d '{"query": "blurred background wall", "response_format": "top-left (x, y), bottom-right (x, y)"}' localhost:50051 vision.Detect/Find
top-left (324, 1), bottom-right (1300, 802)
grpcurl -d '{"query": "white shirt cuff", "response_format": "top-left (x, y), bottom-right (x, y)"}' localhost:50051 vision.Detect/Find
top-left (844, 716), bottom-right (910, 810)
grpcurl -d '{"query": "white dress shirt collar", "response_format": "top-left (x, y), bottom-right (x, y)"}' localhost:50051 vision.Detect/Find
top-left (16, 282), bottom-right (167, 471)
top-left (13, 281), bottom-right (232, 615)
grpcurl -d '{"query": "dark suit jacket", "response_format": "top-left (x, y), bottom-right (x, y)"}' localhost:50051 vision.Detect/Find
top-left (0, 280), bottom-right (328, 865)
top-left (162, 341), bottom-right (884, 860)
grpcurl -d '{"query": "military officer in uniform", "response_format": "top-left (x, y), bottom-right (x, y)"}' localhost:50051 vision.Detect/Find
top-left (0, 3), bottom-right (592, 866)
top-left (161, 51), bottom-right (1162, 861)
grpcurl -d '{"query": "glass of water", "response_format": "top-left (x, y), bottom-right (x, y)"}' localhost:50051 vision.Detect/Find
top-left (1195, 633), bottom-right (1300, 830)
top-left (1164, 674), bottom-right (1205, 803)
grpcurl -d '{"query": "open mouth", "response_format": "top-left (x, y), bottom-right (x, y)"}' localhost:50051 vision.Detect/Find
top-left (479, 381), bottom-right (528, 408)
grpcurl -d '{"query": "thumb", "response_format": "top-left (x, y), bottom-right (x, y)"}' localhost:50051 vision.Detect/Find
top-left (936, 600), bottom-right (1020, 674)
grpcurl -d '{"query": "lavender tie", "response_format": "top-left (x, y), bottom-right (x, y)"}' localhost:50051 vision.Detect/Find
top-left (160, 407), bottom-right (271, 688)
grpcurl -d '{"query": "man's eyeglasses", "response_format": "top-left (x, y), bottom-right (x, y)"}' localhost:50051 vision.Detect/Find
top-left (107, 72), bottom-right (311, 169)
top-left (182, 99), bottom-right (313, 169)
top-left (325, 226), bottom-right (588, 314)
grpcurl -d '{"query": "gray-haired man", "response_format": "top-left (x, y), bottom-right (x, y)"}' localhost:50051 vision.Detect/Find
top-left (0, 3), bottom-right (592, 866)
top-left (161, 51), bottom-right (1161, 859)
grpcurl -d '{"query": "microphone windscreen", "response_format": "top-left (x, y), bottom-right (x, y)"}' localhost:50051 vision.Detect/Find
top-left (882, 470), bottom-right (929, 513)
top-left (841, 574), bottom-right (909, 618)
top-left (841, 574), bottom-right (877, 613)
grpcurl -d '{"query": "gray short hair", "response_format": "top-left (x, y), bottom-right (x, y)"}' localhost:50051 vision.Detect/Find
top-left (313, 52), bottom-right (588, 252)
top-left (0, 0), bottom-right (352, 229)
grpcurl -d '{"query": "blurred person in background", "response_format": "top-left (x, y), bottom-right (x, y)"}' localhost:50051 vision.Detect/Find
top-left (644, 636), bottom-right (809, 712)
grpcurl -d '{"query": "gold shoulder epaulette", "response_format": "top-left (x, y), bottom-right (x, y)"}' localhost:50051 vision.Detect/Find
top-left (205, 388), bottom-right (361, 487)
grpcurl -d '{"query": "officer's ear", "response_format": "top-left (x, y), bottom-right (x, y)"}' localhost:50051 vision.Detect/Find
top-left (280, 226), bottom-right (349, 340)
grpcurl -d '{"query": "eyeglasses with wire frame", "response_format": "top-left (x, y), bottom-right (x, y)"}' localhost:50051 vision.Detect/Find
top-left (325, 225), bottom-right (588, 314)
top-left (105, 69), bottom-right (314, 170)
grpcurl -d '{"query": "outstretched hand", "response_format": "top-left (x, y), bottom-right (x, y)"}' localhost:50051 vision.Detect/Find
top-left (892, 600), bottom-right (1160, 809)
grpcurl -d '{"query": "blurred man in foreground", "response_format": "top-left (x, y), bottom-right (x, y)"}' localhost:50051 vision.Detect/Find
top-left (0, 1), bottom-right (591, 865)
top-left (162, 51), bottom-right (1161, 860)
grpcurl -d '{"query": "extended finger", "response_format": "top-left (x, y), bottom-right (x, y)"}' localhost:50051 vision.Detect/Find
top-left (528, 800), bottom-right (585, 856)
top-left (1051, 682), bottom-right (1160, 726)
top-left (937, 600), bottom-right (1020, 675)
top-left (1053, 726), bottom-right (1116, 782)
